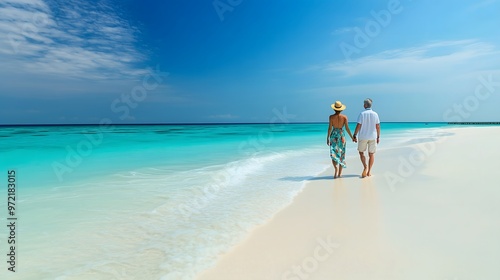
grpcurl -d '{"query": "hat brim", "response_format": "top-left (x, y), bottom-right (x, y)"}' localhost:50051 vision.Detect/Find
top-left (331, 104), bottom-right (346, 111)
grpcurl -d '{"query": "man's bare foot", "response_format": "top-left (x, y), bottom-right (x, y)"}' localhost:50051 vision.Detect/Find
top-left (361, 168), bottom-right (367, 178)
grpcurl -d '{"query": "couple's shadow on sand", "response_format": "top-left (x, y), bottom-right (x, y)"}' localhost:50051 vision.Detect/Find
top-left (280, 174), bottom-right (361, 182)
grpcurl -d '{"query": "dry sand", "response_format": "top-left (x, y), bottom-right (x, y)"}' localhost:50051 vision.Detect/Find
top-left (197, 126), bottom-right (500, 280)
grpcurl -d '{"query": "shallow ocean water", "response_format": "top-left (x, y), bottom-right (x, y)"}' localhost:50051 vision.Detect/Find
top-left (0, 122), bottom-right (447, 279)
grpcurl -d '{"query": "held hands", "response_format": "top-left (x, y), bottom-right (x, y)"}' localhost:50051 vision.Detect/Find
top-left (352, 135), bottom-right (357, 143)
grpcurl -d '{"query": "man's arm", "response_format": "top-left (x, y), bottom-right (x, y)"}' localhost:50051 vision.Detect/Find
top-left (353, 123), bottom-right (361, 143)
top-left (376, 123), bottom-right (380, 144)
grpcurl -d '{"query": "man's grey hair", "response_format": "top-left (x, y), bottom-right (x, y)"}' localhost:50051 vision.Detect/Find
top-left (364, 98), bottom-right (373, 108)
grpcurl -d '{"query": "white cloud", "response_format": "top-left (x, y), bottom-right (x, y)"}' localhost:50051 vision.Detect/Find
top-left (326, 40), bottom-right (499, 79)
top-left (300, 39), bottom-right (500, 110)
top-left (0, 0), bottom-right (147, 81)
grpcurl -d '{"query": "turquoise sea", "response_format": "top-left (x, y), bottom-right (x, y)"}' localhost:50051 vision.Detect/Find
top-left (0, 122), bottom-right (447, 279)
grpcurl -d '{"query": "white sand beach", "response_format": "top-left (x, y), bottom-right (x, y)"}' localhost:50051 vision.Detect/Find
top-left (197, 126), bottom-right (500, 280)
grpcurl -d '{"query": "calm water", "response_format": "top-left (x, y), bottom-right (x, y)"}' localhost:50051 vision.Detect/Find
top-left (0, 122), bottom-right (447, 279)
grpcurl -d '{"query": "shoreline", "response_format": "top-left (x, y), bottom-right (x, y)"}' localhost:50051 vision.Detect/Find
top-left (197, 126), bottom-right (500, 280)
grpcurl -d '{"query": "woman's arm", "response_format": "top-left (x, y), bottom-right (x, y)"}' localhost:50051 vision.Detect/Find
top-left (343, 116), bottom-right (354, 140)
top-left (327, 115), bottom-right (332, 145)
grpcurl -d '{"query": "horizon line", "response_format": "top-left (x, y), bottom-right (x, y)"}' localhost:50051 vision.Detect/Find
top-left (0, 121), bottom-right (456, 127)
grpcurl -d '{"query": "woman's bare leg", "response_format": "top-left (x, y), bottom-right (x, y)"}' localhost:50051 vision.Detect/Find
top-left (332, 160), bottom-right (338, 178)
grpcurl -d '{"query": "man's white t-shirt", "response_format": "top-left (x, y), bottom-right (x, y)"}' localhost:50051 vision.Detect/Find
top-left (357, 108), bottom-right (380, 140)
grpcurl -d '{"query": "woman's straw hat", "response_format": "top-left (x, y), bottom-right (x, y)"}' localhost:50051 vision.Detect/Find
top-left (331, 101), bottom-right (346, 111)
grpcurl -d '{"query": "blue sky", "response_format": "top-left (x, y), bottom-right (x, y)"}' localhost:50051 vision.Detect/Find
top-left (1, 0), bottom-right (500, 124)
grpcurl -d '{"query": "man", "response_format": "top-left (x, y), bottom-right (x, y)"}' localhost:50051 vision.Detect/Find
top-left (353, 98), bottom-right (380, 178)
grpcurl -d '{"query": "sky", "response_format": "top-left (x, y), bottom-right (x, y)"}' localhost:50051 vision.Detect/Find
top-left (1, 0), bottom-right (500, 124)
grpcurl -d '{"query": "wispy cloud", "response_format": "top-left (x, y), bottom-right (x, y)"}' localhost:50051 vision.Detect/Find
top-left (0, 0), bottom-right (147, 81)
top-left (299, 39), bottom-right (500, 99)
top-left (326, 40), bottom-right (498, 78)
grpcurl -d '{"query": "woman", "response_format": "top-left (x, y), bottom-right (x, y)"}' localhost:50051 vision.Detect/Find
top-left (327, 101), bottom-right (354, 178)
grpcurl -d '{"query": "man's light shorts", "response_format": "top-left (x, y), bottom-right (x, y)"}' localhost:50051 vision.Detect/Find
top-left (358, 139), bottom-right (377, 153)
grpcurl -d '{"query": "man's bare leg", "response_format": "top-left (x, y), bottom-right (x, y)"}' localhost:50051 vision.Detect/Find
top-left (367, 153), bottom-right (375, 176)
top-left (359, 152), bottom-right (367, 178)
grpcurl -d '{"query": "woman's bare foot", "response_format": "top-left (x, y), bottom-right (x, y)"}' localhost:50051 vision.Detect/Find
top-left (367, 170), bottom-right (372, 176)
